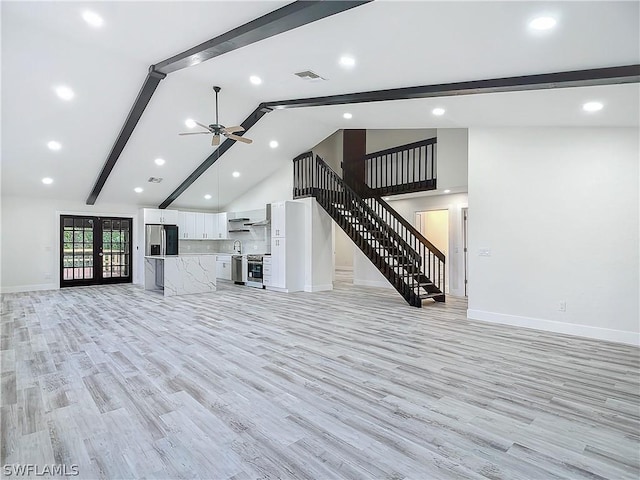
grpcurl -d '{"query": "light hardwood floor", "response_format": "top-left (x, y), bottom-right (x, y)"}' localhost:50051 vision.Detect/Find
top-left (2, 274), bottom-right (639, 479)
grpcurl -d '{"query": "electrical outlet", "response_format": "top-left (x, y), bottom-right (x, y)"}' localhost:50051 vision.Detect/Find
top-left (479, 248), bottom-right (491, 257)
top-left (559, 301), bottom-right (567, 312)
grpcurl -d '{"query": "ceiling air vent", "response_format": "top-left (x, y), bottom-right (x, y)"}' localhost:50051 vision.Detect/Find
top-left (294, 70), bottom-right (326, 82)
top-left (147, 177), bottom-right (163, 184)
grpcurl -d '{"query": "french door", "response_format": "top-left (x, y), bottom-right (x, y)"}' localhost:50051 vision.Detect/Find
top-left (60, 215), bottom-right (133, 287)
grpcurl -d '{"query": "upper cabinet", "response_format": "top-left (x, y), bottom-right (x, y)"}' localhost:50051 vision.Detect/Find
top-left (217, 212), bottom-right (228, 239)
top-left (143, 208), bottom-right (178, 225)
top-left (271, 202), bottom-right (287, 238)
top-left (176, 211), bottom-right (228, 240)
top-left (271, 201), bottom-right (302, 238)
top-left (178, 211), bottom-right (197, 239)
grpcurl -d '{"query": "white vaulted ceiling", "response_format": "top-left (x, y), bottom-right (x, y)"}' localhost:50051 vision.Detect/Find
top-left (1, 1), bottom-right (638, 210)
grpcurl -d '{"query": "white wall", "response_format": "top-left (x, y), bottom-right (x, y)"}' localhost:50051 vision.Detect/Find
top-left (366, 129), bottom-right (437, 153)
top-left (224, 162), bottom-right (293, 212)
top-left (299, 198), bottom-right (333, 292)
top-left (353, 248), bottom-right (393, 289)
top-left (313, 130), bottom-right (343, 175)
top-left (334, 227), bottom-right (354, 269)
top-left (1, 196), bottom-right (141, 292)
top-left (436, 128), bottom-right (468, 191)
top-left (467, 127), bottom-right (639, 345)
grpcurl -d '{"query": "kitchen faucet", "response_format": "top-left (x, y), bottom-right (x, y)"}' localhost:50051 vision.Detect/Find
top-left (233, 240), bottom-right (242, 254)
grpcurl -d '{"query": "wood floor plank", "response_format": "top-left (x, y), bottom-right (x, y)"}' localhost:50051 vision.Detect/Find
top-left (1, 273), bottom-right (638, 479)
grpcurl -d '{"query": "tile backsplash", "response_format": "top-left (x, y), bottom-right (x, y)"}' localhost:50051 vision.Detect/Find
top-left (179, 239), bottom-right (234, 254)
top-left (178, 228), bottom-right (271, 254)
top-left (178, 206), bottom-right (271, 254)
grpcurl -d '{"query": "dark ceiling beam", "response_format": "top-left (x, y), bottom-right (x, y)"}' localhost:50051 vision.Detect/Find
top-left (264, 64), bottom-right (640, 109)
top-left (154, 1), bottom-right (371, 75)
top-left (86, 0), bottom-right (372, 205)
top-left (86, 68), bottom-right (166, 205)
top-left (158, 64), bottom-right (639, 209)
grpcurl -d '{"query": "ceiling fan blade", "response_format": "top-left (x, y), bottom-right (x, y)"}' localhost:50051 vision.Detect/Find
top-left (195, 121), bottom-right (211, 131)
top-left (179, 131), bottom-right (211, 135)
top-left (212, 134), bottom-right (221, 146)
top-left (222, 126), bottom-right (245, 134)
top-left (226, 133), bottom-right (253, 144)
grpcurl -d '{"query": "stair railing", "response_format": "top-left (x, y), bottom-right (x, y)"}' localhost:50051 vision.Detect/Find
top-left (293, 152), bottom-right (445, 305)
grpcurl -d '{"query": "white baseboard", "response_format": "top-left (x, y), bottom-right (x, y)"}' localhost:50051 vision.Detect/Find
top-left (467, 309), bottom-right (640, 347)
top-left (1, 283), bottom-right (58, 294)
top-left (353, 279), bottom-right (393, 289)
top-left (304, 284), bottom-right (333, 293)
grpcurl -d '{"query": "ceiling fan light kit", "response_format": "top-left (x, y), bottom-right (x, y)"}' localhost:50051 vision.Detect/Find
top-left (178, 86), bottom-right (253, 145)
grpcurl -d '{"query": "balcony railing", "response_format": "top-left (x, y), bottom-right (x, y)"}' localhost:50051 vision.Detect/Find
top-left (360, 137), bottom-right (437, 196)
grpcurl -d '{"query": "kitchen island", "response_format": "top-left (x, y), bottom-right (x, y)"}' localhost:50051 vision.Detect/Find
top-left (144, 255), bottom-right (217, 297)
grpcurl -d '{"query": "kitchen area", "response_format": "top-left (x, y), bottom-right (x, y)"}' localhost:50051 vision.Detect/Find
top-left (141, 201), bottom-right (306, 296)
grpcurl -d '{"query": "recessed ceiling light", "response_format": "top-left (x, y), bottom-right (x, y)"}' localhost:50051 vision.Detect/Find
top-left (529, 16), bottom-right (557, 31)
top-left (339, 55), bottom-right (356, 68)
top-left (343, 112), bottom-right (353, 119)
top-left (82, 10), bottom-right (104, 28)
top-left (204, 194), bottom-right (212, 200)
top-left (134, 187), bottom-right (143, 193)
top-left (249, 75), bottom-right (262, 85)
top-left (54, 86), bottom-right (74, 101)
top-left (42, 177), bottom-right (53, 185)
top-left (432, 108), bottom-right (446, 116)
top-left (583, 101), bottom-right (604, 112)
top-left (444, 189), bottom-right (451, 194)
top-left (47, 140), bottom-right (62, 151)
top-left (269, 140), bottom-right (279, 149)
top-left (185, 118), bottom-right (197, 129)
top-left (154, 158), bottom-right (165, 166)
top-left (232, 171), bottom-right (240, 178)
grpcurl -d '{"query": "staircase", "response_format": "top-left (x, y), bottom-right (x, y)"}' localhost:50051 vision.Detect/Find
top-left (293, 152), bottom-right (445, 307)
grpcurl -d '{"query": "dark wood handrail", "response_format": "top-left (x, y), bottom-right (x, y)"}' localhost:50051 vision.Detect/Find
top-left (375, 196), bottom-right (445, 262)
top-left (293, 151), bottom-right (313, 162)
top-left (314, 157), bottom-right (415, 255)
top-left (363, 137), bottom-right (437, 160)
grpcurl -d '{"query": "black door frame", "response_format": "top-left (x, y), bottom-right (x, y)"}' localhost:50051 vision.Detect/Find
top-left (60, 215), bottom-right (133, 287)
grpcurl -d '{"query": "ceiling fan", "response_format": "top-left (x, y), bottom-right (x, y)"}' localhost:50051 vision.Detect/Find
top-left (179, 86), bottom-right (253, 146)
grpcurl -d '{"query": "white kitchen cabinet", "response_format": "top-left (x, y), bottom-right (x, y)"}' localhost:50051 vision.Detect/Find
top-left (270, 201), bottom-right (287, 237)
top-left (216, 255), bottom-right (232, 281)
top-left (143, 208), bottom-right (178, 225)
top-left (204, 213), bottom-right (216, 239)
top-left (268, 239), bottom-right (286, 288)
top-left (192, 212), bottom-right (204, 239)
top-left (217, 212), bottom-right (228, 239)
top-left (178, 211), bottom-right (197, 239)
top-left (266, 201), bottom-right (305, 292)
top-left (177, 211), bottom-right (225, 239)
top-left (263, 256), bottom-right (272, 287)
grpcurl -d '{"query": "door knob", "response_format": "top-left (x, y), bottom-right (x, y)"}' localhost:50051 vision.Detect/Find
top-left (99, 253), bottom-right (104, 257)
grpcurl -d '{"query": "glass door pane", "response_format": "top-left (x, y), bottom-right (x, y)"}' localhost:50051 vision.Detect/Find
top-left (61, 216), bottom-right (95, 284)
top-left (100, 217), bottom-right (132, 282)
top-left (60, 215), bottom-right (132, 287)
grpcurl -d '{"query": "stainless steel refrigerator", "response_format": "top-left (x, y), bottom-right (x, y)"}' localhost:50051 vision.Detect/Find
top-left (145, 224), bottom-right (179, 256)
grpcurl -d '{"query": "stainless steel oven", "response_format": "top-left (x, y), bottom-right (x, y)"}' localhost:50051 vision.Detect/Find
top-left (246, 254), bottom-right (264, 288)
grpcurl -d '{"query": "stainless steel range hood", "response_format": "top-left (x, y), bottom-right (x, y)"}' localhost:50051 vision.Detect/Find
top-left (250, 204), bottom-right (271, 226)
